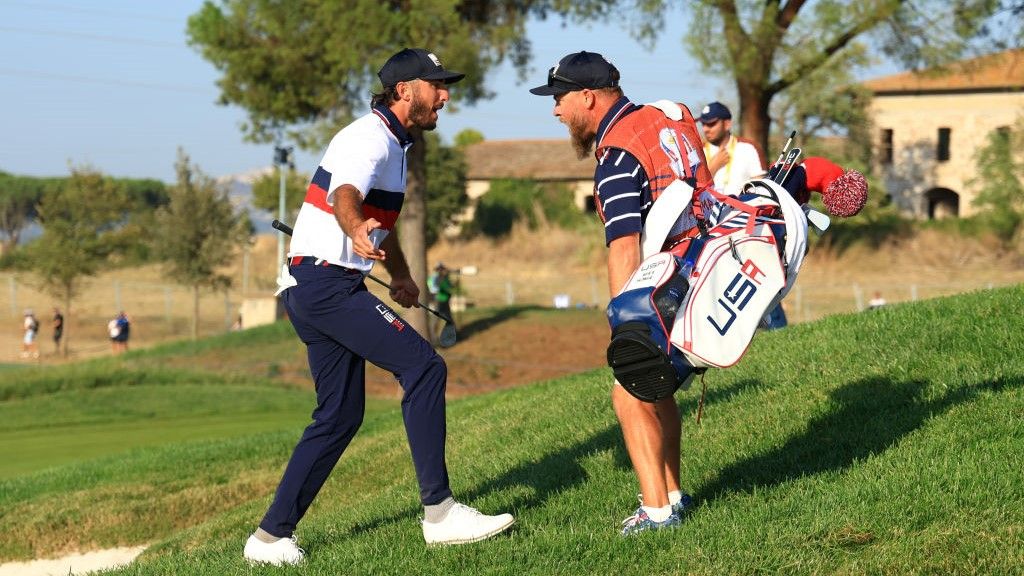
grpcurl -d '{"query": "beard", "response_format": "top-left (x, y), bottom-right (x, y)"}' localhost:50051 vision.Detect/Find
top-left (409, 87), bottom-right (437, 131)
top-left (566, 111), bottom-right (595, 160)
top-left (707, 127), bottom-right (728, 147)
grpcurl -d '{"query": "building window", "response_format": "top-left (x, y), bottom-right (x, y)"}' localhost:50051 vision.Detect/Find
top-left (937, 127), bottom-right (951, 162)
top-left (880, 129), bottom-right (893, 165)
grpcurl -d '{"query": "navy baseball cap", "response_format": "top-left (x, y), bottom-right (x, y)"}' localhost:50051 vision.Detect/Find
top-left (698, 101), bottom-right (732, 124)
top-left (378, 48), bottom-right (465, 88)
top-left (529, 51), bottom-right (620, 96)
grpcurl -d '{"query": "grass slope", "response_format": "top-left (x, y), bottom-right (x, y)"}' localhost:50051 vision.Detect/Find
top-left (1, 285), bottom-right (1022, 574)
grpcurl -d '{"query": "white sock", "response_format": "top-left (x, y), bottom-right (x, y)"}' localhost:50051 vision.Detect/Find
top-left (668, 490), bottom-right (682, 505)
top-left (254, 528), bottom-right (281, 543)
top-left (642, 504), bottom-right (672, 523)
top-left (424, 496), bottom-right (456, 523)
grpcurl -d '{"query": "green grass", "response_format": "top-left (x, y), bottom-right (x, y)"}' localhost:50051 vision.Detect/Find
top-left (1, 285), bottom-right (1023, 574)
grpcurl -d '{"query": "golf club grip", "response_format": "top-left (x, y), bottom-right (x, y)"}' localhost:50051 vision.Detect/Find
top-left (272, 219), bottom-right (294, 236)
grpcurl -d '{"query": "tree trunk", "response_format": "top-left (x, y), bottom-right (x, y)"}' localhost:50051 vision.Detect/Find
top-left (62, 293), bottom-right (71, 358)
top-left (0, 235), bottom-right (17, 257)
top-left (737, 81), bottom-right (774, 161)
top-left (401, 127), bottom-right (431, 339)
top-left (192, 285), bottom-right (200, 341)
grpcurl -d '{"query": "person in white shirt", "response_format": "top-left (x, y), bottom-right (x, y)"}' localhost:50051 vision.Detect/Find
top-left (243, 48), bottom-right (513, 567)
top-left (698, 101), bottom-right (767, 197)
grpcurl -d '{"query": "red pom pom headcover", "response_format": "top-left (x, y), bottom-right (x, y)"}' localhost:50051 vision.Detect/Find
top-left (800, 156), bottom-right (868, 217)
top-left (823, 170), bottom-right (868, 217)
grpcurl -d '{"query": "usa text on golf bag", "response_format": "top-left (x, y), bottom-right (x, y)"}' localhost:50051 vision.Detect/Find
top-left (607, 178), bottom-right (808, 402)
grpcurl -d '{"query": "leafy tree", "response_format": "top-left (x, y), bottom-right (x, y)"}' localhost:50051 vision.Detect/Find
top-left (154, 149), bottom-right (250, 340)
top-left (453, 128), bottom-right (485, 148)
top-left (112, 177), bottom-right (171, 263)
top-left (186, 0), bottom-right (549, 334)
top-left (0, 172), bottom-right (55, 256)
top-left (25, 167), bottom-right (131, 356)
top-left (250, 168), bottom-right (308, 225)
top-left (970, 119), bottom-right (1024, 245)
top-left (118, 178), bottom-right (170, 210)
top-left (424, 132), bottom-right (469, 246)
top-left (769, 46), bottom-right (873, 165)
top-left (469, 178), bottom-right (583, 237)
top-left (674, 0), bottom-right (1008, 155)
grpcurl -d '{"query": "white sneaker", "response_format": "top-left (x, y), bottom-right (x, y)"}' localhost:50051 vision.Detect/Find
top-left (243, 534), bottom-right (305, 566)
top-left (422, 502), bottom-right (515, 545)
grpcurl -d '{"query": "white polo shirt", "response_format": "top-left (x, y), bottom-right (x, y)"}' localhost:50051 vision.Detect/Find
top-left (703, 134), bottom-right (766, 196)
top-left (288, 106), bottom-right (412, 272)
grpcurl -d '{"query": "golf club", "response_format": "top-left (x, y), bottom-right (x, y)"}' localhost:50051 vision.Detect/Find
top-left (772, 130), bottom-right (797, 169)
top-left (271, 219), bottom-right (457, 347)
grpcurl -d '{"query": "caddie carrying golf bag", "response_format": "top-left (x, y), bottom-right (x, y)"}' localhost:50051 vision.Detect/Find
top-left (607, 178), bottom-right (809, 403)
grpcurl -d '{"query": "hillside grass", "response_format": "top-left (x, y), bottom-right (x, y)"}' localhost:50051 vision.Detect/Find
top-left (1, 285), bottom-right (1022, 574)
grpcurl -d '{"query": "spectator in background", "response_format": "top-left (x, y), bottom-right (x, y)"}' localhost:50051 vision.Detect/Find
top-left (21, 309), bottom-right (39, 359)
top-left (868, 291), bottom-right (887, 310)
top-left (426, 263), bottom-right (441, 303)
top-left (109, 311), bottom-right (131, 354)
top-left (699, 102), bottom-right (781, 326)
top-left (433, 263), bottom-right (454, 323)
top-left (697, 101), bottom-right (767, 197)
top-left (52, 307), bottom-right (64, 354)
top-left (108, 316), bottom-right (120, 353)
top-left (762, 301), bottom-right (788, 331)
top-left (115, 311), bottom-right (131, 353)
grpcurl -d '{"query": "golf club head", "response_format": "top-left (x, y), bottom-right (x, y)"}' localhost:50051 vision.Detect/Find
top-left (804, 206), bottom-right (831, 233)
top-left (438, 323), bottom-right (457, 348)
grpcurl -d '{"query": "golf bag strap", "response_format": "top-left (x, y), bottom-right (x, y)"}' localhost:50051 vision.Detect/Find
top-left (695, 188), bottom-right (777, 235)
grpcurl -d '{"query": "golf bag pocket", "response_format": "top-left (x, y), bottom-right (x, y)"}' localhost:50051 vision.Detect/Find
top-left (670, 225), bottom-right (786, 368)
top-left (606, 252), bottom-right (698, 402)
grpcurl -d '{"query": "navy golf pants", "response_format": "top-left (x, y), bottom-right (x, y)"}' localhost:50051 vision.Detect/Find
top-left (260, 263), bottom-right (452, 538)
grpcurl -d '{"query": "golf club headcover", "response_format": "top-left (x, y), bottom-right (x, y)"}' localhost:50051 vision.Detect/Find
top-left (801, 156), bottom-right (868, 217)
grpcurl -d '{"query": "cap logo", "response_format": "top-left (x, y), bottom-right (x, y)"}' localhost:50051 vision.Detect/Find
top-left (427, 53), bottom-right (442, 67)
top-left (702, 105), bottom-right (710, 115)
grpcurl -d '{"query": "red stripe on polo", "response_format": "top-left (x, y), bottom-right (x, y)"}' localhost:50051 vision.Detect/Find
top-left (363, 204), bottom-right (399, 231)
top-left (303, 182), bottom-right (332, 214)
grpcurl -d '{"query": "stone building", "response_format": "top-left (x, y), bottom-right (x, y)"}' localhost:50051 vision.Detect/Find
top-left (462, 139), bottom-right (595, 216)
top-left (865, 49), bottom-right (1024, 218)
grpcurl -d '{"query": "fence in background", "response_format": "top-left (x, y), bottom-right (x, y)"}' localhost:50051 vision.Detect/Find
top-left (443, 275), bottom-right (1012, 323)
top-left (1, 270), bottom-right (1017, 360)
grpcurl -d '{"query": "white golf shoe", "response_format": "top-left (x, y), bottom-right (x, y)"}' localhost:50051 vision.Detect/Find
top-left (422, 502), bottom-right (515, 545)
top-left (243, 534), bottom-right (305, 566)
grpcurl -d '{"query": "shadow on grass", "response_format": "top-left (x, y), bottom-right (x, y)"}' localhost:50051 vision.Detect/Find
top-left (453, 305), bottom-right (547, 341)
top-left (343, 377), bottom-right (763, 537)
top-left (696, 374), bottom-right (1023, 500)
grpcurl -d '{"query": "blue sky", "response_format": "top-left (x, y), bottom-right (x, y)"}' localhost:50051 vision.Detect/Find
top-left (0, 1), bottom-right (738, 182)
top-left (1, 1), bottom-right (894, 184)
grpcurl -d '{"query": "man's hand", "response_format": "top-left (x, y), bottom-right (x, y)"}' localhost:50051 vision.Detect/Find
top-left (351, 218), bottom-right (386, 260)
top-left (709, 148), bottom-right (730, 175)
top-left (388, 276), bottom-right (420, 308)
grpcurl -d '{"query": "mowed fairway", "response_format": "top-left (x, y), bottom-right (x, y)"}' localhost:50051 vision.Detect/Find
top-left (1, 285), bottom-right (1022, 574)
top-left (0, 385), bottom-right (314, 479)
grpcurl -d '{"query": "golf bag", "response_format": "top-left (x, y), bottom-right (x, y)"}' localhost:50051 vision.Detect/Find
top-left (607, 178), bottom-right (808, 402)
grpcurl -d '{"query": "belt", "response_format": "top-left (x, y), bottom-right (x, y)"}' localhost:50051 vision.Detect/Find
top-left (289, 256), bottom-right (362, 274)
